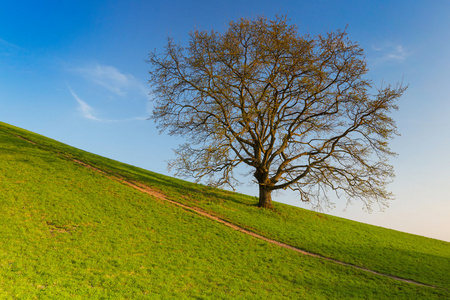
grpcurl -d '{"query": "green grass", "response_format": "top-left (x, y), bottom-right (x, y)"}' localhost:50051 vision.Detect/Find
top-left (0, 121), bottom-right (449, 299)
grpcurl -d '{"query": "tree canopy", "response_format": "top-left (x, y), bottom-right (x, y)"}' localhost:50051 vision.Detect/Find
top-left (147, 16), bottom-right (406, 210)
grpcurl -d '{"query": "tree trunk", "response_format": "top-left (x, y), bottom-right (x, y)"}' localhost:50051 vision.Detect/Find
top-left (258, 184), bottom-right (273, 208)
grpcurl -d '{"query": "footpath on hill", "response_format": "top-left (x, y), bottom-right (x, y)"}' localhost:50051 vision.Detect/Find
top-left (10, 130), bottom-right (443, 290)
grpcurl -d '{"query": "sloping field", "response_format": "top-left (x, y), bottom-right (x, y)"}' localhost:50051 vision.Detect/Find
top-left (0, 121), bottom-right (448, 299)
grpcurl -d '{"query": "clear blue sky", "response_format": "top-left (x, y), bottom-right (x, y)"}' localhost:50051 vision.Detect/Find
top-left (1, 0), bottom-right (449, 241)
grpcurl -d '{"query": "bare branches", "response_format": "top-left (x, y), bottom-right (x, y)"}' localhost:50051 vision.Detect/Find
top-left (148, 16), bottom-right (406, 209)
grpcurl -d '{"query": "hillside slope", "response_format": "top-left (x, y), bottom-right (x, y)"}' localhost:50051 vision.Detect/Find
top-left (0, 122), bottom-right (448, 299)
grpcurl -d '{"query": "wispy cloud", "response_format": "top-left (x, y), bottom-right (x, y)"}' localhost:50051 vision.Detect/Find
top-left (68, 86), bottom-right (100, 121)
top-left (67, 63), bottom-right (149, 122)
top-left (371, 43), bottom-right (411, 64)
top-left (76, 64), bottom-right (148, 98)
top-left (68, 85), bottom-right (147, 122)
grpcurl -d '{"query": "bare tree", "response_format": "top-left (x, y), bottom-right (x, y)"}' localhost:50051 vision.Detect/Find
top-left (147, 16), bottom-right (406, 210)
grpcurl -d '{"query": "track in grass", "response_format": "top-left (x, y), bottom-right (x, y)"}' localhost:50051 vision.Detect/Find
top-left (11, 130), bottom-right (443, 291)
top-left (66, 142), bottom-right (438, 289)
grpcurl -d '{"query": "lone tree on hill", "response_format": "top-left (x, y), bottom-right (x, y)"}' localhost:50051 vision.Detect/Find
top-left (147, 16), bottom-right (406, 210)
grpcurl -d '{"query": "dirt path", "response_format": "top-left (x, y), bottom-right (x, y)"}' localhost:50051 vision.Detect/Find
top-left (124, 178), bottom-right (439, 287)
top-left (9, 131), bottom-right (438, 289)
top-left (69, 159), bottom-right (437, 288)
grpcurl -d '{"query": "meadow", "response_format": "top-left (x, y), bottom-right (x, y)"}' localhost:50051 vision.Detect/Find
top-left (0, 121), bottom-right (448, 299)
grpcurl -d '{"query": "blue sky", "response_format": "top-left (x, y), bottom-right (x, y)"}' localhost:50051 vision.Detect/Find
top-left (1, 0), bottom-right (449, 242)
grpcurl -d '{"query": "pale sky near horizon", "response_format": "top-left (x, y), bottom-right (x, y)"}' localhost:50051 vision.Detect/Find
top-left (1, 0), bottom-right (449, 242)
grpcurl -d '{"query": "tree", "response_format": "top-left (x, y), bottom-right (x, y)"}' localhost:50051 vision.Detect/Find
top-left (147, 16), bottom-right (406, 210)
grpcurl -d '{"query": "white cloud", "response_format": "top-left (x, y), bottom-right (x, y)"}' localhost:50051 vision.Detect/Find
top-left (371, 43), bottom-right (411, 63)
top-left (386, 45), bottom-right (408, 62)
top-left (66, 63), bottom-right (150, 122)
top-left (76, 64), bottom-right (148, 98)
top-left (68, 87), bottom-right (100, 121)
top-left (68, 85), bottom-right (147, 122)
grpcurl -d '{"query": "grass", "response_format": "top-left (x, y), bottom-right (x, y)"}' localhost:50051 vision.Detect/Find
top-left (0, 121), bottom-right (449, 299)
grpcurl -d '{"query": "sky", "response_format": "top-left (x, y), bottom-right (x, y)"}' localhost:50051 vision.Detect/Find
top-left (1, 0), bottom-right (449, 242)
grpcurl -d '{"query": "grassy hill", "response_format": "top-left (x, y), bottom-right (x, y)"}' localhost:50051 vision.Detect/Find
top-left (0, 121), bottom-right (448, 299)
